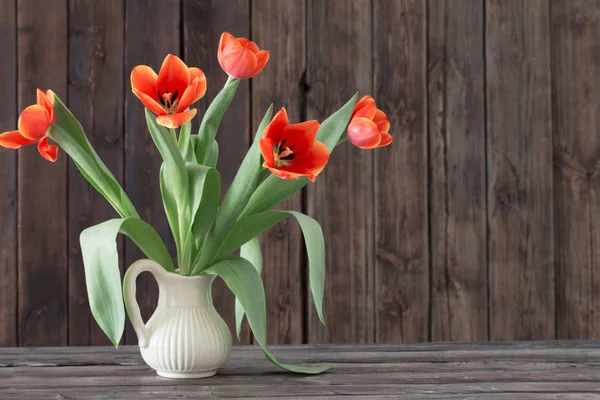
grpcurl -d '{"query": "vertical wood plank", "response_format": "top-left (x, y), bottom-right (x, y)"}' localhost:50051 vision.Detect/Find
top-left (68, 0), bottom-right (125, 346)
top-left (124, 0), bottom-right (179, 344)
top-left (0, 0), bottom-right (17, 347)
top-left (487, 0), bottom-right (554, 341)
top-left (373, 0), bottom-right (428, 342)
top-left (306, 0), bottom-right (374, 344)
top-left (252, 0), bottom-right (305, 344)
top-left (428, 0), bottom-right (487, 341)
top-left (182, 0), bottom-right (251, 345)
top-left (552, 0), bottom-right (600, 339)
top-left (17, 0), bottom-right (68, 346)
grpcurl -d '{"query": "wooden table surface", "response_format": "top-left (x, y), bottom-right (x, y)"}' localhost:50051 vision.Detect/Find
top-left (2, 341), bottom-right (600, 399)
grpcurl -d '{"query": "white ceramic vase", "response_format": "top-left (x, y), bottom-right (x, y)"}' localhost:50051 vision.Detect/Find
top-left (123, 259), bottom-right (232, 378)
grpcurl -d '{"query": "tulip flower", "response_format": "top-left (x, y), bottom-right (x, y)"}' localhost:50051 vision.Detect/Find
top-left (0, 89), bottom-right (58, 162)
top-left (347, 95), bottom-right (392, 149)
top-left (218, 32), bottom-right (269, 79)
top-left (131, 54), bottom-right (206, 128)
top-left (259, 108), bottom-right (329, 182)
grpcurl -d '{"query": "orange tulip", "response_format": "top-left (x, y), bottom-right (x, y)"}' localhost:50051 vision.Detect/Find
top-left (131, 54), bottom-right (206, 128)
top-left (218, 32), bottom-right (269, 79)
top-left (259, 108), bottom-right (329, 182)
top-left (347, 96), bottom-right (392, 149)
top-left (0, 89), bottom-right (58, 162)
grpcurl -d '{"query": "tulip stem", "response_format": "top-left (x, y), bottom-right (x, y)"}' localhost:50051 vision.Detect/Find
top-left (225, 76), bottom-right (235, 86)
top-left (336, 136), bottom-right (348, 146)
top-left (169, 128), bottom-right (177, 143)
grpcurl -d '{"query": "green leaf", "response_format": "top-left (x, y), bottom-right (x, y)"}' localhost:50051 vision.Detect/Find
top-left (177, 120), bottom-right (193, 162)
top-left (145, 109), bottom-right (190, 264)
top-left (205, 140), bottom-right (219, 168)
top-left (218, 210), bottom-right (326, 324)
top-left (184, 163), bottom-right (220, 269)
top-left (204, 257), bottom-right (331, 374)
top-left (191, 104), bottom-right (273, 274)
top-left (240, 94), bottom-right (358, 217)
top-left (159, 164), bottom-right (181, 259)
top-left (49, 95), bottom-right (138, 219)
top-left (195, 78), bottom-right (240, 164)
top-left (80, 217), bottom-right (174, 346)
top-left (235, 237), bottom-right (262, 339)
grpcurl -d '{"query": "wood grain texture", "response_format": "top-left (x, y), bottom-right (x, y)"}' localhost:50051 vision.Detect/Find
top-left (306, 0), bottom-right (374, 344)
top-left (124, 0), bottom-right (179, 345)
top-left (487, 0), bottom-right (554, 341)
top-left (17, 0), bottom-right (68, 346)
top-left (552, 0), bottom-right (600, 339)
top-left (251, 0), bottom-right (305, 345)
top-left (373, 0), bottom-right (428, 342)
top-left (67, 0), bottom-right (125, 346)
top-left (182, 0), bottom-right (251, 345)
top-left (428, 0), bottom-right (487, 341)
top-left (0, 0), bottom-right (17, 347)
top-left (3, 343), bottom-right (600, 398)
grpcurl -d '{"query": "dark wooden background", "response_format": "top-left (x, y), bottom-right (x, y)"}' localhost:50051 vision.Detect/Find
top-left (0, 0), bottom-right (598, 347)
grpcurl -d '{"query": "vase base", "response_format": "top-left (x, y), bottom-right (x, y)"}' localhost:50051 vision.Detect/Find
top-left (156, 370), bottom-right (217, 379)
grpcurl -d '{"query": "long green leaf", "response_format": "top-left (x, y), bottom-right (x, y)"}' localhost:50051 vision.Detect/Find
top-left (50, 95), bottom-right (138, 219)
top-left (191, 105), bottom-right (273, 274)
top-left (240, 94), bottom-right (358, 217)
top-left (218, 210), bottom-right (326, 324)
top-left (80, 217), bottom-right (174, 346)
top-left (195, 78), bottom-right (240, 164)
top-left (177, 120), bottom-right (193, 162)
top-left (235, 237), bottom-right (262, 339)
top-left (205, 257), bottom-right (331, 374)
top-left (159, 164), bottom-right (181, 259)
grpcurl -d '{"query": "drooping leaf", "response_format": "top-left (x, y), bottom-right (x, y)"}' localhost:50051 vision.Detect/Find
top-left (218, 210), bottom-right (326, 324)
top-left (235, 237), bottom-right (262, 339)
top-left (195, 78), bottom-right (240, 164)
top-left (50, 95), bottom-right (138, 219)
top-left (240, 94), bottom-right (358, 217)
top-left (80, 217), bottom-right (174, 347)
top-left (204, 257), bottom-right (331, 374)
top-left (191, 104), bottom-right (273, 274)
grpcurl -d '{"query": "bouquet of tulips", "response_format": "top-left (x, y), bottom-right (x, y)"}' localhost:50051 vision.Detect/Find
top-left (0, 32), bottom-right (391, 373)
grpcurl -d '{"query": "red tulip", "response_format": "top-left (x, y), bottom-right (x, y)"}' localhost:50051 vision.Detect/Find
top-left (131, 54), bottom-right (206, 128)
top-left (347, 96), bottom-right (392, 149)
top-left (0, 89), bottom-right (58, 162)
top-left (259, 108), bottom-right (329, 182)
top-left (218, 32), bottom-right (269, 79)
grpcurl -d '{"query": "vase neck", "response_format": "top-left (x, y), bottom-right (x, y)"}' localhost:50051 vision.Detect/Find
top-left (157, 273), bottom-right (215, 308)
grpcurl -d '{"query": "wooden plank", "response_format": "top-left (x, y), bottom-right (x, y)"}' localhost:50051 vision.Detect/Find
top-left (0, 0), bottom-right (17, 347)
top-left (487, 0), bottom-right (554, 341)
top-left (373, 0), bottom-right (428, 342)
top-left (124, 0), bottom-right (179, 345)
top-left (67, 0), bottom-right (125, 346)
top-left (552, 0), bottom-right (600, 339)
top-left (306, 0), bottom-right (374, 344)
top-left (251, 0), bottom-right (305, 344)
top-left (17, 0), bottom-right (68, 346)
top-left (182, 0), bottom-right (251, 345)
top-left (428, 0), bottom-right (487, 341)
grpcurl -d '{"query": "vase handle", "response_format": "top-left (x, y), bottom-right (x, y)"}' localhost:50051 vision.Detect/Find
top-left (123, 259), bottom-right (165, 348)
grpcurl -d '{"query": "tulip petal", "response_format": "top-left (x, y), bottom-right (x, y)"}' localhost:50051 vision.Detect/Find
top-left (352, 96), bottom-right (377, 120)
top-left (263, 108), bottom-right (289, 143)
top-left (177, 77), bottom-right (200, 112)
top-left (188, 67), bottom-right (207, 101)
top-left (221, 45), bottom-right (258, 79)
top-left (306, 140), bottom-right (330, 177)
top-left (252, 50), bottom-right (270, 77)
top-left (280, 120), bottom-right (319, 154)
top-left (131, 65), bottom-right (158, 99)
top-left (132, 88), bottom-right (165, 116)
top-left (18, 104), bottom-right (51, 140)
top-left (259, 138), bottom-right (275, 168)
top-left (378, 133), bottom-right (393, 147)
top-left (373, 109), bottom-right (390, 133)
top-left (156, 54), bottom-right (191, 96)
top-left (0, 130), bottom-right (38, 149)
top-left (238, 37), bottom-right (260, 53)
top-left (268, 167), bottom-right (310, 181)
top-left (37, 137), bottom-right (58, 162)
top-left (156, 109), bottom-right (198, 128)
top-left (347, 117), bottom-right (381, 149)
top-left (218, 32), bottom-right (235, 66)
top-left (36, 89), bottom-right (54, 122)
